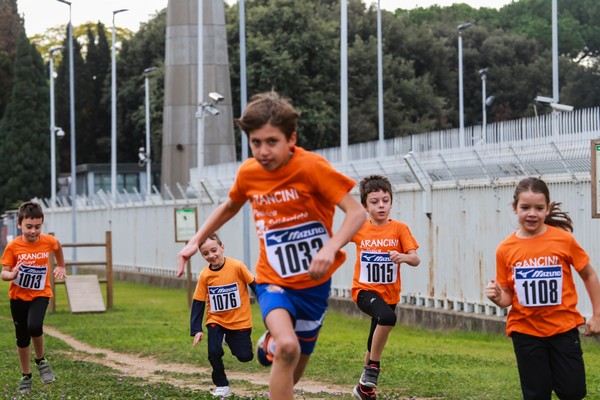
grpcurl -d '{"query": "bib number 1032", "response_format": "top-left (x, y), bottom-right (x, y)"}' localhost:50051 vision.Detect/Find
top-left (265, 221), bottom-right (330, 278)
top-left (514, 266), bottom-right (562, 307)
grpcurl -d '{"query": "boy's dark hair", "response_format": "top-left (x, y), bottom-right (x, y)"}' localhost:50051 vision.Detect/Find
top-left (199, 233), bottom-right (223, 249)
top-left (18, 201), bottom-right (44, 224)
top-left (359, 175), bottom-right (393, 206)
top-left (235, 91), bottom-right (300, 139)
top-left (512, 177), bottom-right (573, 232)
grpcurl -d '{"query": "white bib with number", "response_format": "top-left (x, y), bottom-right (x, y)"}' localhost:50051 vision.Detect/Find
top-left (264, 221), bottom-right (330, 278)
top-left (208, 283), bottom-right (241, 313)
top-left (514, 265), bottom-right (563, 307)
top-left (15, 265), bottom-right (47, 290)
top-left (359, 251), bottom-right (397, 284)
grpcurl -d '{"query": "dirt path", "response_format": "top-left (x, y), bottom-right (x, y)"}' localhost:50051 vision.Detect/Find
top-left (44, 325), bottom-right (350, 398)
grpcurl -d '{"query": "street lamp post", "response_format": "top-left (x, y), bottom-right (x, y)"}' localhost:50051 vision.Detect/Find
top-left (111, 8), bottom-right (128, 203)
top-left (143, 66), bottom-right (156, 196)
top-left (49, 46), bottom-right (63, 209)
top-left (196, 93), bottom-right (223, 172)
top-left (478, 68), bottom-right (488, 143)
top-left (376, 0), bottom-right (384, 156)
top-left (57, 0), bottom-right (77, 255)
top-left (457, 22), bottom-right (472, 148)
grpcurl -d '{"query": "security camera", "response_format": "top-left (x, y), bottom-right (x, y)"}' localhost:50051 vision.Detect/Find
top-left (205, 105), bottom-right (220, 116)
top-left (550, 103), bottom-right (574, 112)
top-left (208, 92), bottom-right (224, 103)
top-left (54, 127), bottom-right (65, 138)
top-left (478, 68), bottom-right (488, 76)
top-left (138, 147), bottom-right (147, 161)
top-left (485, 95), bottom-right (495, 107)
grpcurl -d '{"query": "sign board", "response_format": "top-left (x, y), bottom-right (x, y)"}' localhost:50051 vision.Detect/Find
top-left (174, 208), bottom-right (198, 242)
top-left (592, 140), bottom-right (600, 218)
top-left (64, 275), bottom-right (106, 313)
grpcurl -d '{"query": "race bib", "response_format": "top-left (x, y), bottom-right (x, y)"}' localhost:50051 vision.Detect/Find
top-left (359, 251), bottom-right (397, 284)
top-left (514, 265), bottom-right (563, 307)
top-left (208, 283), bottom-right (241, 313)
top-left (264, 221), bottom-right (329, 278)
top-left (14, 265), bottom-right (47, 290)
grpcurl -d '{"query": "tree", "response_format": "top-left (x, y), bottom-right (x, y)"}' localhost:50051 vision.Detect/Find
top-left (0, 0), bottom-right (20, 119)
top-left (0, 29), bottom-right (49, 211)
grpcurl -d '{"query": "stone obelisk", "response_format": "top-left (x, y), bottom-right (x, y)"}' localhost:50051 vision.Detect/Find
top-left (162, 0), bottom-right (236, 189)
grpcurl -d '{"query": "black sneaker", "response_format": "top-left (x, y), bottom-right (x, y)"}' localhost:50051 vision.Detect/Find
top-left (359, 364), bottom-right (380, 388)
top-left (353, 384), bottom-right (376, 400)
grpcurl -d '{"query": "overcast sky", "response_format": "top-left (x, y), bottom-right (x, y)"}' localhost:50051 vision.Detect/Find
top-left (18, 0), bottom-right (516, 36)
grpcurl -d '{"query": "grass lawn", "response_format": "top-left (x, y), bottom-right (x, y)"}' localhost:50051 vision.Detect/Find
top-left (0, 279), bottom-right (599, 399)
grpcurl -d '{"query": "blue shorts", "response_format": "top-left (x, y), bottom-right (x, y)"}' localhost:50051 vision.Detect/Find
top-left (256, 280), bottom-right (331, 355)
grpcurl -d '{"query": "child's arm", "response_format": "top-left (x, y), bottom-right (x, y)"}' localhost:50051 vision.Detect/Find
top-left (307, 193), bottom-right (366, 280)
top-left (190, 299), bottom-right (206, 346)
top-left (578, 264), bottom-right (600, 336)
top-left (53, 242), bottom-right (67, 280)
top-left (177, 199), bottom-right (244, 277)
top-left (1, 264), bottom-right (19, 281)
top-left (485, 280), bottom-right (513, 308)
top-left (389, 249), bottom-right (420, 267)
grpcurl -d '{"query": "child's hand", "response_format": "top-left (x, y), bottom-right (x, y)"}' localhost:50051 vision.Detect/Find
top-left (307, 247), bottom-right (335, 280)
top-left (585, 315), bottom-right (600, 336)
top-left (389, 250), bottom-right (402, 265)
top-left (193, 332), bottom-right (204, 346)
top-left (177, 243), bottom-right (198, 278)
top-left (54, 266), bottom-right (67, 280)
top-left (9, 262), bottom-right (22, 280)
top-left (485, 280), bottom-right (501, 302)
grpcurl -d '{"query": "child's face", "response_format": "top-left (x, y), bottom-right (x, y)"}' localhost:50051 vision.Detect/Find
top-left (18, 217), bottom-right (43, 243)
top-left (365, 190), bottom-right (392, 225)
top-left (514, 190), bottom-right (550, 237)
top-left (199, 238), bottom-right (225, 267)
top-left (248, 123), bottom-right (296, 171)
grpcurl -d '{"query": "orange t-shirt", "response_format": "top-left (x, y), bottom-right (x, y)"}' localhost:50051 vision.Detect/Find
top-left (351, 219), bottom-right (419, 304)
top-left (1, 234), bottom-right (60, 301)
top-left (496, 225), bottom-right (589, 337)
top-left (193, 257), bottom-right (255, 330)
top-left (229, 146), bottom-right (356, 289)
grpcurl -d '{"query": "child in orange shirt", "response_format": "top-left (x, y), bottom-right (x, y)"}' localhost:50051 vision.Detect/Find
top-left (178, 91), bottom-right (365, 400)
top-left (1, 202), bottom-right (66, 395)
top-left (486, 177), bottom-right (600, 400)
top-left (191, 233), bottom-right (256, 397)
top-left (350, 175), bottom-right (420, 400)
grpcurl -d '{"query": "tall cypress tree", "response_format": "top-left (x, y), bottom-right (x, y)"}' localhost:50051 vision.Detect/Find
top-left (0, 29), bottom-right (49, 211)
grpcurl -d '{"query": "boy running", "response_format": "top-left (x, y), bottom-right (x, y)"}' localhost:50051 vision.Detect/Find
top-left (1, 201), bottom-right (66, 394)
top-left (350, 175), bottom-right (420, 400)
top-left (178, 91), bottom-right (365, 400)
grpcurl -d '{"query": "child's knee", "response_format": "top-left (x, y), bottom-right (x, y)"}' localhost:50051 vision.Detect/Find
top-left (236, 352), bottom-right (253, 363)
top-left (275, 336), bottom-right (300, 364)
top-left (377, 311), bottom-right (397, 326)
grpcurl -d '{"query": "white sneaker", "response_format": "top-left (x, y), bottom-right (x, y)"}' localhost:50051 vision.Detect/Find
top-left (213, 386), bottom-right (231, 397)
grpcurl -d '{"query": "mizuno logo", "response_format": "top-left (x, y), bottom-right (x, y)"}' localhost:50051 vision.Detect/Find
top-left (268, 232), bottom-right (289, 244)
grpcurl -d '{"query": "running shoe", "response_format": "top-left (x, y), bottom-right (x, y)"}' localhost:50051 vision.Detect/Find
top-left (212, 386), bottom-right (231, 397)
top-left (359, 364), bottom-right (380, 388)
top-left (353, 384), bottom-right (376, 400)
top-left (256, 331), bottom-right (274, 366)
top-left (18, 376), bottom-right (32, 395)
top-left (36, 358), bottom-right (55, 384)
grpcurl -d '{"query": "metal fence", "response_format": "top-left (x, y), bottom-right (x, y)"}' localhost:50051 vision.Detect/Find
top-left (35, 107), bottom-right (600, 319)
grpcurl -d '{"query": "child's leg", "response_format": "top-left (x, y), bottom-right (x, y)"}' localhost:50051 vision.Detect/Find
top-left (511, 332), bottom-right (553, 400)
top-left (28, 297), bottom-right (50, 360)
top-left (206, 324), bottom-right (229, 387)
top-left (10, 299), bottom-right (33, 374)
top-left (265, 308), bottom-right (299, 400)
top-left (356, 291), bottom-right (396, 362)
top-left (226, 328), bottom-right (253, 363)
top-left (548, 328), bottom-right (586, 400)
